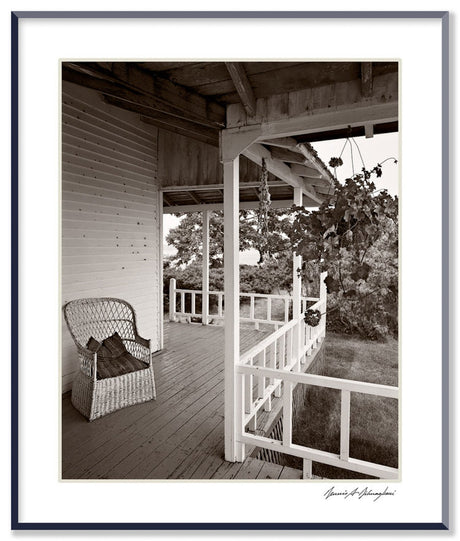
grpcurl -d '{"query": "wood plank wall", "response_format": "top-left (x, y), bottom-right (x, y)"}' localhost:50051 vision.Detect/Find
top-left (62, 81), bottom-right (161, 393)
top-left (158, 129), bottom-right (274, 186)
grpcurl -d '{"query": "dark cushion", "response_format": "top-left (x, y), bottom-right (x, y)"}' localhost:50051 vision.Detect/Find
top-left (96, 351), bottom-right (149, 380)
top-left (101, 332), bottom-right (127, 358)
top-left (87, 336), bottom-right (101, 352)
top-left (86, 336), bottom-right (111, 359)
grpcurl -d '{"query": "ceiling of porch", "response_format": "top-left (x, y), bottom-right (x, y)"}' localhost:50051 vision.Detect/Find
top-left (62, 61), bottom-right (399, 211)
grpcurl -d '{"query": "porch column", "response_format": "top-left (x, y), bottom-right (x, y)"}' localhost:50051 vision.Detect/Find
top-left (202, 210), bottom-right (210, 325)
top-left (292, 187), bottom-right (303, 318)
top-left (223, 156), bottom-right (244, 462)
top-left (292, 188), bottom-right (303, 371)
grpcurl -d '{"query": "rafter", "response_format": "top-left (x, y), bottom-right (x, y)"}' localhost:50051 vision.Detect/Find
top-left (242, 144), bottom-right (322, 205)
top-left (160, 181), bottom-right (287, 192)
top-left (225, 62), bottom-right (257, 117)
top-left (269, 146), bottom-right (306, 165)
top-left (63, 62), bottom-right (225, 129)
top-left (288, 163), bottom-right (323, 179)
top-left (187, 191), bottom-right (202, 204)
top-left (162, 199), bottom-right (295, 214)
top-left (138, 112), bottom-right (219, 147)
top-left (259, 137), bottom-right (299, 149)
top-left (296, 143), bottom-right (334, 183)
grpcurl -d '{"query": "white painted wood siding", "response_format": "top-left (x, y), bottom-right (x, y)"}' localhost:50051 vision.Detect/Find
top-left (62, 81), bottom-right (160, 393)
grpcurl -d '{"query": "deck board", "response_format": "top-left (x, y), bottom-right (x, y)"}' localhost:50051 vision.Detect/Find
top-left (62, 322), bottom-right (303, 480)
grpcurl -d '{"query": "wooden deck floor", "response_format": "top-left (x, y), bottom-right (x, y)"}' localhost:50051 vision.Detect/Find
top-left (62, 322), bottom-right (302, 480)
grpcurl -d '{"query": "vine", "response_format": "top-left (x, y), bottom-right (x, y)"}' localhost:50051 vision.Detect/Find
top-left (257, 157), bottom-right (271, 236)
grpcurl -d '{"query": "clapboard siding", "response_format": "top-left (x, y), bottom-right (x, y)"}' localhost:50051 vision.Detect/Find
top-left (62, 81), bottom-right (160, 394)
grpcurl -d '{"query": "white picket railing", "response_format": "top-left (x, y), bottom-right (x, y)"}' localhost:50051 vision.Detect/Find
top-left (169, 278), bottom-right (319, 329)
top-left (236, 313), bottom-right (399, 479)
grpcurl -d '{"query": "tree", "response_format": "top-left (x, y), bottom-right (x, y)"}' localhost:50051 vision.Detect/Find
top-left (166, 209), bottom-right (292, 267)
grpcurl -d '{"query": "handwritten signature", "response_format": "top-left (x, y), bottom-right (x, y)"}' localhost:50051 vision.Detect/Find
top-left (323, 486), bottom-right (396, 502)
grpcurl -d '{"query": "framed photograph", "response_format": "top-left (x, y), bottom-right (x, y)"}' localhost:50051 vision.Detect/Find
top-left (11, 10), bottom-right (450, 530)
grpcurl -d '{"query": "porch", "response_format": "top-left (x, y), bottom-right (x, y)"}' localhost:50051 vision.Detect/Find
top-left (61, 61), bottom-right (399, 481)
top-left (62, 321), bottom-right (305, 480)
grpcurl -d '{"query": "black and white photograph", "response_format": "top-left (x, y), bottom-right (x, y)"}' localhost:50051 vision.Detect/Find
top-left (10, 8), bottom-right (450, 530)
top-left (61, 60), bottom-right (400, 481)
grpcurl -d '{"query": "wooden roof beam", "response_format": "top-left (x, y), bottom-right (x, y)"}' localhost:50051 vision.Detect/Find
top-left (160, 181), bottom-right (287, 192)
top-left (296, 143), bottom-right (334, 183)
top-left (243, 144), bottom-right (322, 205)
top-left (288, 163), bottom-right (323, 179)
top-left (63, 62), bottom-right (225, 129)
top-left (225, 62), bottom-right (257, 117)
top-left (361, 62), bottom-right (373, 98)
top-left (269, 146), bottom-right (308, 165)
top-left (188, 191), bottom-right (202, 204)
top-left (162, 194), bottom-right (173, 206)
top-left (138, 112), bottom-right (219, 148)
top-left (259, 137), bottom-right (299, 149)
top-left (163, 199), bottom-right (296, 214)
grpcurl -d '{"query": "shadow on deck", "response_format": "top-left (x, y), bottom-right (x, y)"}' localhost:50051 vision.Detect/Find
top-left (62, 322), bottom-right (302, 480)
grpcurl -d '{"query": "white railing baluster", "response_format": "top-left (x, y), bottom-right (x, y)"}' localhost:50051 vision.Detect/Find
top-left (284, 298), bottom-right (289, 323)
top-left (191, 292), bottom-right (196, 316)
top-left (287, 328), bottom-right (293, 367)
top-left (274, 338), bottom-right (282, 398)
top-left (303, 458), bottom-right (313, 479)
top-left (169, 278), bottom-right (176, 322)
top-left (250, 295), bottom-right (255, 321)
top-left (283, 381), bottom-right (293, 446)
top-left (267, 297), bottom-right (272, 323)
top-left (257, 351), bottom-right (266, 399)
top-left (279, 334), bottom-right (285, 369)
top-left (245, 356), bottom-right (253, 415)
top-left (340, 389), bottom-right (351, 461)
top-left (181, 291), bottom-right (185, 314)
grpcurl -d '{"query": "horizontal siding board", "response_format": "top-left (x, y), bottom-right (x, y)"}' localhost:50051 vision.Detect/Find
top-left (63, 151), bottom-right (156, 184)
top-left (62, 92), bottom-right (156, 143)
top-left (61, 187), bottom-right (156, 215)
top-left (62, 189), bottom-right (156, 216)
top-left (62, 245), bottom-right (156, 257)
top-left (62, 81), bottom-right (160, 393)
top-left (63, 164), bottom-right (156, 193)
top-left (62, 201), bottom-right (155, 221)
top-left (62, 228), bottom-right (154, 241)
top-left (62, 208), bottom-right (156, 227)
top-left (62, 111), bottom-right (155, 156)
top-left (62, 126), bottom-right (155, 166)
top-left (62, 174), bottom-right (157, 202)
top-left (62, 141), bottom-right (155, 177)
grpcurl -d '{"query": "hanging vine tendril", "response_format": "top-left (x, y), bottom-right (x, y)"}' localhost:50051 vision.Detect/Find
top-left (257, 158), bottom-right (271, 236)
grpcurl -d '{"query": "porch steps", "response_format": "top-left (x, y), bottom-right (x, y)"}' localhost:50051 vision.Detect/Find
top-left (211, 456), bottom-right (304, 479)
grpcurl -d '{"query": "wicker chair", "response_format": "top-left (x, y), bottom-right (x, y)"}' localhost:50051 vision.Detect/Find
top-left (63, 297), bottom-right (156, 421)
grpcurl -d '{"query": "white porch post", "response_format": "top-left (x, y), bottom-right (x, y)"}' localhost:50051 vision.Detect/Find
top-left (292, 187), bottom-right (303, 317)
top-left (223, 156), bottom-right (245, 462)
top-left (292, 187), bottom-right (303, 370)
top-left (202, 210), bottom-right (210, 325)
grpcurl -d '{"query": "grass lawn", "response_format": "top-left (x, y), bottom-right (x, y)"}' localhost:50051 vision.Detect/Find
top-left (287, 332), bottom-right (399, 479)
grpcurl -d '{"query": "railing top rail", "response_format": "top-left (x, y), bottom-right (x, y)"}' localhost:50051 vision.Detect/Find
top-left (171, 285), bottom-right (320, 302)
top-left (239, 317), bottom-right (300, 364)
top-left (236, 363), bottom-right (399, 399)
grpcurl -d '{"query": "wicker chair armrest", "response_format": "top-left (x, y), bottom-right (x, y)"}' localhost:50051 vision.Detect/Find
top-left (75, 343), bottom-right (96, 359)
top-left (123, 339), bottom-right (151, 365)
top-left (134, 334), bottom-right (150, 349)
top-left (75, 344), bottom-right (97, 379)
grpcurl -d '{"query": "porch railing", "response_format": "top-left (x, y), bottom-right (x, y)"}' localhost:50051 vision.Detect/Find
top-left (236, 310), bottom-right (399, 480)
top-left (168, 278), bottom-right (318, 329)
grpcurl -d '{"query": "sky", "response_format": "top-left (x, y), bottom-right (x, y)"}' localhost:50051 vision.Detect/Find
top-left (163, 132), bottom-right (400, 264)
